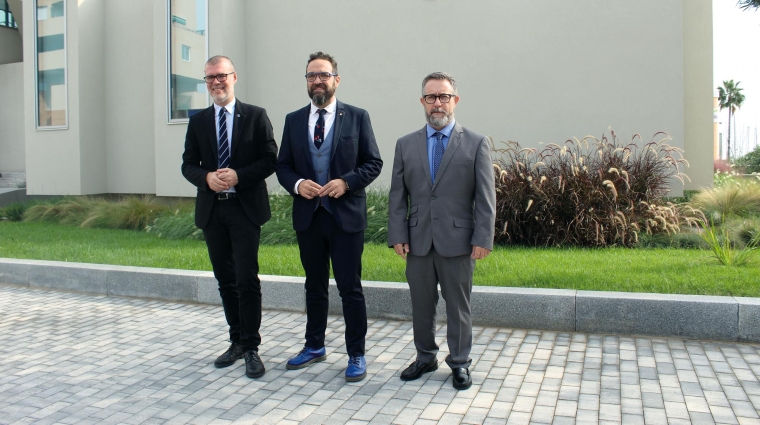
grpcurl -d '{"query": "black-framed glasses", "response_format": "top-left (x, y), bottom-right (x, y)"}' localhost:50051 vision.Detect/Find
top-left (305, 72), bottom-right (338, 82)
top-left (423, 94), bottom-right (456, 104)
top-left (204, 72), bottom-right (235, 83)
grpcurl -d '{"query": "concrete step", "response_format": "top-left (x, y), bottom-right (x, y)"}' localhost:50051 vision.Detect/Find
top-left (0, 172), bottom-right (26, 189)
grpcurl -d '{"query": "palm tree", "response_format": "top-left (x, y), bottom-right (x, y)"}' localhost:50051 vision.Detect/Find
top-left (717, 80), bottom-right (746, 160)
top-left (738, 0), bottom-right (760, 10)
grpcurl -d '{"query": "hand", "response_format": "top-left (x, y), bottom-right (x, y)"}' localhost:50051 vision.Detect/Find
top-left (297, 179), bottom-right (323, 200)
top-left (317, 179), bottom-right (348, 199)
top-left (206, 172), bottom-right (229, 192)
top-left (216, 168), bottom-right (238, 187)
top-left (393, 243), bottom-right (410, 260)
top-left (471, 245), bottom-right (491, 260)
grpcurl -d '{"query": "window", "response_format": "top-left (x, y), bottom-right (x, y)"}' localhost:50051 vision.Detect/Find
top-left (35, 0), bottom-right (67, 128)
top-left (0, 0), bottom-right (18, 28)
top-left (167, 0), bottom-right (208, 122)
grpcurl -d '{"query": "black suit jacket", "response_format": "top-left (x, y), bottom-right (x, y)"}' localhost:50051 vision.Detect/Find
top-left (276, 100), bottom-right (382, 233)
top-left (181, 100), bottom-right (278, 228)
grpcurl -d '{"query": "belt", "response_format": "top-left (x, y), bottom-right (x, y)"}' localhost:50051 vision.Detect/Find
top-left (215, 192), bottom-right (237, 200)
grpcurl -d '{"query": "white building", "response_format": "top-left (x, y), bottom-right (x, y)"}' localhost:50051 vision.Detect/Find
top-left (0, 0), bottom-right (714, 197)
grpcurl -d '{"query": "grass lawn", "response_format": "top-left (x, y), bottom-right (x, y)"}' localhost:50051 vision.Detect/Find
top-left (1, 221), bottom-right (759, 297)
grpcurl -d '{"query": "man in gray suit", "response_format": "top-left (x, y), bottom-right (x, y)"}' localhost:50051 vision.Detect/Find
top-left (388, 72), bottom-right (496, 390)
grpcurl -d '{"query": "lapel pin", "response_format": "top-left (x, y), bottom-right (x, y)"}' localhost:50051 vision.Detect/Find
top-left (237, 114), bottom-right (241, 117)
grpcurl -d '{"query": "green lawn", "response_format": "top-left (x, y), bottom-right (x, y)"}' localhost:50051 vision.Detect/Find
top-left (1, 221), bottom-right (759, 297)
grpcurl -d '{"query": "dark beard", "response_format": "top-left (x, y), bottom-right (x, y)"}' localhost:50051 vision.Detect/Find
top-left (309, 83), bottom-right (335, 107)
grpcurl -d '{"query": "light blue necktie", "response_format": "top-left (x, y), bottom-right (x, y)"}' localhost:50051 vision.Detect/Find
top-left (218, 108), bottom-right (230, 169)
top-left (432, 132), bottom-right (444, 183)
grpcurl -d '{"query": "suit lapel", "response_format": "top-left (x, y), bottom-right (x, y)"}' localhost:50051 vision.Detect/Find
top-left (431, 123), bottom-right (463, 191)
top-left (230, 99), bottom-right (245, 159)
top-left (330, 101), bottom-right (344, 161)
top-left (415, 127), bottom-right (433, 189)
top-left (205, 106), bottom-right (218, 160)
top-left (297, 105), bottom-right (316, 178)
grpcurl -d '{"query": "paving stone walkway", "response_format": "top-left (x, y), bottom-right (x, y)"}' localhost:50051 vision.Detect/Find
top-left (2, 285), bottom-right (760, 425)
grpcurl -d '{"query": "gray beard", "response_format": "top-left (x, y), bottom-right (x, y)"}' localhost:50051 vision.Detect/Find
top-left (426, 111), bottom-right (454, 129)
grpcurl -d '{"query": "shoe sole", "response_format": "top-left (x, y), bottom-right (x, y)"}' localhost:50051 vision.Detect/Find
top-left (400, 364), bottom-right (438, 381)
top-left (345, 371), bottom-right (367, 382)
top-left (246, 369), bottom-right (266, 379)
top-left (286, 354), bottom-right (327, 370)
top-left (453, 380), bottom-right (472, 390)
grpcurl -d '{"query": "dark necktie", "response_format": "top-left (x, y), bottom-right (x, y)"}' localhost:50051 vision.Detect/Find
top-left (314, 109), bottom-right (326, 150)
top-left (432, 132), bottom-right (444, 182)
top-left (218, 107), bottom-right (230, 169)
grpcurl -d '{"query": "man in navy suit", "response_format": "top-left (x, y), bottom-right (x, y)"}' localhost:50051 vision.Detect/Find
top-left (276, 51), bottom-right (382, 382)
top-left (182, 56), bottom-right (277, 379)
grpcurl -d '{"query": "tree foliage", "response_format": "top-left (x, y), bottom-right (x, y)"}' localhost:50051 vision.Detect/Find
top-left (718, 80), bottom-right (746, 160)
top-left (738, 0), bottom-right (760, 10)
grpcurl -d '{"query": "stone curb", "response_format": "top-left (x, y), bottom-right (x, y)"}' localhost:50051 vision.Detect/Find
top-left (1, 258), bottom-right (758, 342)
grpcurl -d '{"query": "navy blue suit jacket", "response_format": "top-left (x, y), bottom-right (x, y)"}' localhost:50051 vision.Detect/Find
top-left (276, 100), bottom-right (383, 233)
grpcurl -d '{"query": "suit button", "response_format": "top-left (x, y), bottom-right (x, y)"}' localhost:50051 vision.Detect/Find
top-left (432, 197), bottom-right (437, 200)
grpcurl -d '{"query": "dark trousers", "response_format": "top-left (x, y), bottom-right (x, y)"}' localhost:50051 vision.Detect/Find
top-left (202, 198), bottom-right (262, 352)
top-left (296, 207), bottom-right (367, 357)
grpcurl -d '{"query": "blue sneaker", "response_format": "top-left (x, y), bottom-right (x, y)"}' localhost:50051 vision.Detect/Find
top-left (286, 346), bottom-right (327, 370)
top-left (345, 356), bottom-right (367, 382)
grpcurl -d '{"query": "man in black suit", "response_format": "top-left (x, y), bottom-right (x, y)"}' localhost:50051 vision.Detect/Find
top-left (276, 51), bottom-right (382, 382)
top-left (181, 55), bottom-right (277, 379)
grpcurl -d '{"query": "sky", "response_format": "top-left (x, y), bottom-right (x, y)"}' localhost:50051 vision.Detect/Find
top-left (714, 0), bottom-right (760, 157)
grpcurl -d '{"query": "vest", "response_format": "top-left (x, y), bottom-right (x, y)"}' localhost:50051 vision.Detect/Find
top-left (309, 124), bottom-right (335, 213)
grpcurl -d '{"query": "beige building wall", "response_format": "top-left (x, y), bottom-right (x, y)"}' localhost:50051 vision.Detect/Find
top-left (23, 0), bottom-right (82, 195)
top-left (0, 63), bottom-right (25, 171)
top-left (242, 0), bottom-right (711, 193)
top-left (18, 0), bottom-right (713, 196)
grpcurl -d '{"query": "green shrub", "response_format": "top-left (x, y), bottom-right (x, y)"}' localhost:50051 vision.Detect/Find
top-left (690, 181), bottom-right (760, 221)
top-left (734, 145), bottom-right (760, 174)
top-left (699, 219), bottom-right (760, 267)
top-left (0, 201), bottom-right (40, 222)
top-left (147, 204), bottom-right (202, 240)
top-left (23, 196), bottom-right (169, 230)
top-left (492, 132), bottom-right (698, 247)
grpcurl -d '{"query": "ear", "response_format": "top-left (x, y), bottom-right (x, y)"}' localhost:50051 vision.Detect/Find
top-left (334, 75), bottom-right (341, 87)
top-left (452, 95), bottom-right (460, 106)
top-left (420, 97), bottom-right (426, 106)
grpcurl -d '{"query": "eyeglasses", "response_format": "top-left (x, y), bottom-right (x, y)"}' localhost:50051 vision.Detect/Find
top-left (305, 72), bottom-right (338, 82)
top-left (423, 94), bottom-right (456, 104)
top-left (204, 72), bottom-right (235, 83)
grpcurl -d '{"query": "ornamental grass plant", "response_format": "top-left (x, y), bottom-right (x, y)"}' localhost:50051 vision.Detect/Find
top-left (492, 132), bottom-right (701, 247)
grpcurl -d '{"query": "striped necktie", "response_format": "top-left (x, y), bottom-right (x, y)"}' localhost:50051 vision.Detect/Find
top-left (218, 107), bottom-right (230, 169)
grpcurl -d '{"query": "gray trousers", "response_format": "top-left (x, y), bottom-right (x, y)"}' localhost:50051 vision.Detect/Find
top-left (406, 247), bottom-right (474, 370)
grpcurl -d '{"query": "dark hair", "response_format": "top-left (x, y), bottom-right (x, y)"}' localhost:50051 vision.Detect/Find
top-left (307, 51), bottom-right (339, 75)
top-left (421, 72), bottom-right (457, 95)
top-left (206, 55), bottom-right (235, 69)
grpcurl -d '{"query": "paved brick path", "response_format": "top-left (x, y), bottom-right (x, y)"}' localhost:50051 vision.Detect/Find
top-left (2, 285), bottom-right (760, 424)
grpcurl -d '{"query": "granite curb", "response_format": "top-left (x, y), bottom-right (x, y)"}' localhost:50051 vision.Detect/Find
top-left (1, 257), bottom-right (757, 342)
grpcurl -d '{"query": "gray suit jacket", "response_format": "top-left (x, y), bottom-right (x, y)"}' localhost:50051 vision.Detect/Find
top-left (387, 122), bottom-right (496, 257)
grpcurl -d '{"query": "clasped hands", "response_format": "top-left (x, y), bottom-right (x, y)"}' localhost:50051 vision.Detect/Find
top-left (393, 244), bottom-right (491, 261)
top-left (297, 179), bottom-right (347, 200)
top-left (206, 168), bottom-right (238, 192)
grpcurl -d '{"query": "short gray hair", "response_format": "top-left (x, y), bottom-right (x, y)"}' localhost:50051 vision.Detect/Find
top-left (206, 55), bottom-right (235, 70)
top-left (421, 72), bottom-right (457, 96)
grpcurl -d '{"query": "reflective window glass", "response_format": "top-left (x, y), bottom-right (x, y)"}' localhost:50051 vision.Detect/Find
top-left (35, 0), bottom-right (67, 128)
top-left (168, 0), bottom-right (208, 121)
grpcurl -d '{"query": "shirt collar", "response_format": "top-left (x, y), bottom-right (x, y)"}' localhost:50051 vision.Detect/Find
top-left (310, 98), bottom-right (337, 115)
top-left (214, 98), bottom-right (236, 116)
top-left (426, 119), bottom-right (456, 139)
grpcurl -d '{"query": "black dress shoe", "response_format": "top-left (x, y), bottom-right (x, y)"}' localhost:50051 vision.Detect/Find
top-left (452, 367), bottom-right (472, 390)
top-left (400, 358), bottom-right (438, 381)
top-left (244, 350), bottom-right (265, 379)
top-left (214, 342), bottom-right (243, 368)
